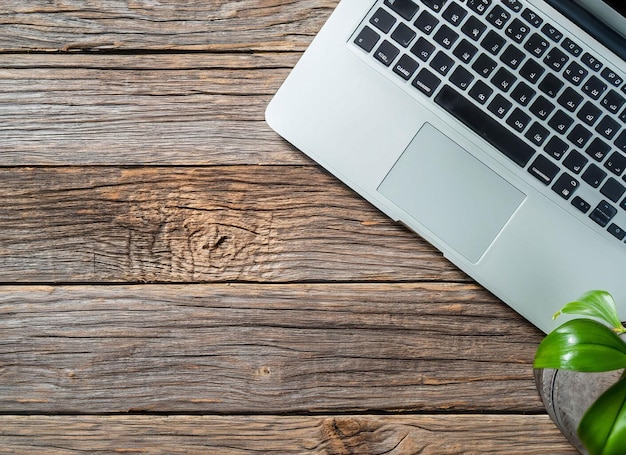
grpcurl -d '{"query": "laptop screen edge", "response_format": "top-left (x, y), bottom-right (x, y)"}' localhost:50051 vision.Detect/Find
top-left (545, 0), bottom-right (626, 61)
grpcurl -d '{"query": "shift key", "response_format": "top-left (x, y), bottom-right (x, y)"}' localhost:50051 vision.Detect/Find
top-left (435, 85), bottom-right (536, 167)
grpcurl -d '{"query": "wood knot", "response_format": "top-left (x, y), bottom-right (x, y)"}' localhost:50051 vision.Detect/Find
top-left (330, 417), bottom-right (361, 438)
top-left (65, 369), bottom-right (77, 379)
top-left (321, 417), bottom-right (366, 454)
top-left (255, 365), bottom-right (271, 378)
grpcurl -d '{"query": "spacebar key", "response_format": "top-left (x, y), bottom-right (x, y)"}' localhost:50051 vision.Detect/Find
top-left (434, 85), bottom-right (535, 167)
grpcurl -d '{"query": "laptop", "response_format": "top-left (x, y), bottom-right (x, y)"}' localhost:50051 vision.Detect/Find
top-left (266, 0), bottom-right (626, 333)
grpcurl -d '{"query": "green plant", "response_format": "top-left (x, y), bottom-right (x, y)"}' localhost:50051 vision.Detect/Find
top-left (534, 290), bottom-right (626, 455)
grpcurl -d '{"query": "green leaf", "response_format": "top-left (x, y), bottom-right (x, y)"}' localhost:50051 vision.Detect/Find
top-left (578, 375), bottom-right (626, 455)
top-left (534, 319), bottom-right (626, 372)
top-left (554, 290), bottom-right (625, 333)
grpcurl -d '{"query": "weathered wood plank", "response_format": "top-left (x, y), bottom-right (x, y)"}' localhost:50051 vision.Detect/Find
top-left (0, 166), bottom-right (465, 283)
top-left (0, 53), bottom-right (306, 165)
top-left (0, 284), bottom-right (542, 413)
top-left (0, 414), bottom-right (576, 454)
top-left (0, 0), bottom-right (337, 52)
top-left (0, 2), bottom-right (567, 452)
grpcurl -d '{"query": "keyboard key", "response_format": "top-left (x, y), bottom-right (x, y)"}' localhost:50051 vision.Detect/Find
top-left (581, 52), bottom-right (603, 72)
top-left (548, 109), bottom-right (574, 135)
top-left (557, 87), bottom-right (583, 112)
top-left (561, 38), bottom-right (582, 57)
top-left (586, 137), bottom-right (611, 162)
top-left (487, 94), bottom-right (512, 118)
top-left (374, 40), bottom-right (400, 66)
top-left (505, 18), bottom-right (530, 43)
top-left (567, 124), bottom-right (593, 148)
top-left (605, 151), bottom-right (626, 176)
top-left (521, 8), bottom-right (543, 27)
top-left (528, 154), bottom-right (559, 185)
top-left (486, 5), bottom-right (511, 29)
top-left (544, 136), bottom-right (569, 160)
top-left (433, 24), bottom-right (459, 49)
top-left (442, 2), bottom-right (468, 26)
top-left (543, 47), bottom-right (568, 72)
top-left (596, 116), bottom-right (620, 140)
top-left (430, 51), bottom-right (455, 75)
top-left (582, 163), bottom-right (607, 188)
top-left (462, 16), bottom-right (488, 41)
top-left (449, 66), bottom-right (474, 90)
top-left (391, 22), bottom-right (417, 47)
top-left (519, 58), bottom-right (544, 83)
top-left (503, 0), bottom-right (522, 13)
top-left (468, 80), bottom-right (493, 104)
top-left (552, 173), bottom-right (579, 199)
top-left (385, 0), bottom-right (420, 20)
top-left (577, 101), bottom-right (602, 126)
top-left (415, 10), bottom-right (439, 35)
top-left (393, 54), bottom-right (420, 80)
top-left (354, 26), bottom-right (380, 52)
top-left (467, 0), bottom-right (492, 15)
top-left (601, 67), bottom-right (624, 87)
top-left (411, 37), bottom-right (436, 61)
top-left (472, 53), bottom-right (497, 77)
top-left (525, 122), bottom-right (549, 146)
top-left (500, 44), bottom-right (526, 70)
top-left (541, 23), bottom-right (563, 42)
top-left (572, 196), bottom-right (591, 213)
top-left (563, 150), bottom-right (587, 174)
top-left (491, 67), bottom-right (516, 92)
top-left (507, 107), bottom-right (531, 132)
top-left (563, 61), bottom-right (588, 86)
top-left (601, 90), bottom-right (626, 114)
top-left (539, 73), bottom-right (564, 98)
top-left (511, 81), bottom-right (535, 106)
top-left (529, 95), bottom-right (554, 120)
top-left (601, 177), bottom-right (626, 203)
top-left (435, 85), bottom-right (535, 166)
top-left (615, 130), bottom-right (626, 152)
top-left (608, 223), bottom-right (626, 240)
top-left (582, 76), bottom-right (608, 100)
top-left (412, 68), bottom-right (441, 96)
top-left (371, 8), bottom-right (397, 33)
top-left (453, 39), bottom-right (478, 63)
top-left (620, 108), bottom-right (626, 123)
top-left (481, 30), bottom-right (506, 55)
top-left (590, 200), bottom-right (617, 227)
top-left (421, 0), bottom-right (447, 13)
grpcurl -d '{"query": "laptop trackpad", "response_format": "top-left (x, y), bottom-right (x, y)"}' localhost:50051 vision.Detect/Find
top-left (378, 123), bottom-right (525, 263)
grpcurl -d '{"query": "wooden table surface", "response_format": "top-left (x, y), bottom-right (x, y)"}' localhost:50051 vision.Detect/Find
top-left (0, 1), bottom-right (578, 453)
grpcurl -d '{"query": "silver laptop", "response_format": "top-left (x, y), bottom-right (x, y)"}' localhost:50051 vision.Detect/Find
top-left (266, 0), bottom-right (626, 333)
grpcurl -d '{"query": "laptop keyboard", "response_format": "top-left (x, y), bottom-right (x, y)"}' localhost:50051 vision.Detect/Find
top-left (352, 0), bottom-right (626, 243)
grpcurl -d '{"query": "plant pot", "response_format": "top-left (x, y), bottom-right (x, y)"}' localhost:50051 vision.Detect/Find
top-left (534, 368), bottom-right (623, 454)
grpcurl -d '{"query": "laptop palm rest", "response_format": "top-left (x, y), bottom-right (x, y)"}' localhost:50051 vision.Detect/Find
top-left (378, 123), bottom-right (526, 263)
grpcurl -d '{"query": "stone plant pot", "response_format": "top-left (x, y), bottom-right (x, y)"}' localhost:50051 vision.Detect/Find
top-left (534, 368), bottom-right (624, 454)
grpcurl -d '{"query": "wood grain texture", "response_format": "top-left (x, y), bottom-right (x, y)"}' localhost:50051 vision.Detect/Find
top-left (0, 415), bottom-right (576, 454)
top-left (0, 0), bottom-right (337, 52)
top-left (0, 53), bottom-right (304, 165)
top-left (0, 166), bottom-right (465, 283)
top-left (0, 0), bottom-right (576, 451)
top-left (0, 284), bottom-right (543, 413)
